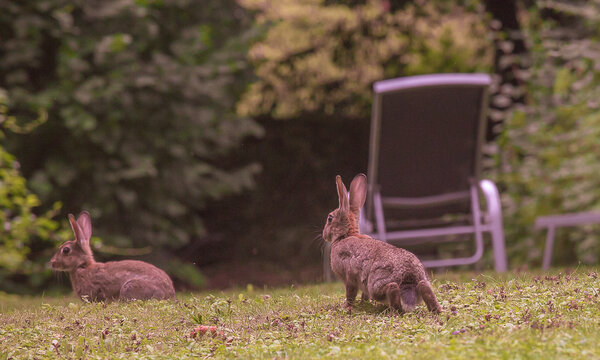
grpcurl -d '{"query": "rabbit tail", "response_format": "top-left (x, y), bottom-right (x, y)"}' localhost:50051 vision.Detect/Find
top-left (399, 284), bottom-right (419, 312)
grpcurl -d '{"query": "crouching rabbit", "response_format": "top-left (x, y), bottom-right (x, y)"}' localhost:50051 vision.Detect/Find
top-left (50, 211), bottom-right (175, 301)
top-left (323, 174), bottom-right (441, 313)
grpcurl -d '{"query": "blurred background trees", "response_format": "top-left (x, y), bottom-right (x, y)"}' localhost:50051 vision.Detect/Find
top-left (237, 0), bottom-right (492, 119)
top-left (1, 0), bottom-right (599, 293)
top-left (0, 0), bottom-right (262, 291)
top-left (497, 0), bottom-right (600, 266)
top-left (1, 90), bottom-right (68, 292)
top-left (222, 0), bottom-right (494, 280)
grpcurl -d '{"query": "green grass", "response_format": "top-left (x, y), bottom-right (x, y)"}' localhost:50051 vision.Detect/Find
top-left (1, 268), bottom-right (600, 359)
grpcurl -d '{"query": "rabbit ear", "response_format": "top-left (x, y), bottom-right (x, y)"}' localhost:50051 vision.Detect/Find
top-left (68, 213), bottom-right (92, 256)
top-left (69, 214), bottom-right (82, 240)
top-left (76, 211), bottom-right (93, 243)
top-left (336, 175), bottom-right (349, 211)
top-left (349, 173), bottom-right (367, 217)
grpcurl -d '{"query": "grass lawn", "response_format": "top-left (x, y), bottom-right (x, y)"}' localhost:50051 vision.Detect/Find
top-left (1, 268), bottom-right (599, 359)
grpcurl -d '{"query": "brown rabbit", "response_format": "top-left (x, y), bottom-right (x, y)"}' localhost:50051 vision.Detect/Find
top-left (50, 211), bottom-right (175, 301)
top-left (323, 174), bottom-right (441, 313)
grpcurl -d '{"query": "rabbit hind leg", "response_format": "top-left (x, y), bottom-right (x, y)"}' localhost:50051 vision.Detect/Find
top-left (383, 282), bottom-right (404, 313)
top-left (417, 280), bottom-right (442, 313)
top-left (119, 278), bottom-right (164, 301)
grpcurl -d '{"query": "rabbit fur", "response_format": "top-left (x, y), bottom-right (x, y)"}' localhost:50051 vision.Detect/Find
top-left (50, 211), bottom-right (175, 301)
top-left (323, 174), bottom-right (441, 313)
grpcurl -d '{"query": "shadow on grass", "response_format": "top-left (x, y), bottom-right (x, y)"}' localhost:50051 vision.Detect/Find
top-left (331, 298), bottom-right (443, 318)
top-left (353, 300), bottom-right (389, 314)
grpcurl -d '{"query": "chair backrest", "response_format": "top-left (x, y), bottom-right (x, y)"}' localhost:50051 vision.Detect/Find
top-left (366, 73), bottom-right (491, 223)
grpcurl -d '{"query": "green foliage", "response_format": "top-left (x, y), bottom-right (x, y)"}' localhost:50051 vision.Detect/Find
top-left (237, 0), bottom-right (494, 119)
top-left (162, 259), bottom-right (207, 289)
top-left (497, 1), bottom-right (600, 266)
top-left (0, 0), bottom-right (263, 272)
top-left (0, 89), bottom-right (67, 291)
top-left (1, 269), bottom-right (600, 358)
top-left (229, 0), bottom-right (493, 269)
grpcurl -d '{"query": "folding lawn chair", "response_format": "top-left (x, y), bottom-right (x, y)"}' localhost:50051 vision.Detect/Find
top-left (323, 73), bottom-right (508, 280)
top-left (535, 211), bottom-right (600, 270)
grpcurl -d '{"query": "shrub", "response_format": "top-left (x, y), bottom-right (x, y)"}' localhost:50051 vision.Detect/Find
top-left (238, 0), bottom-right (494, 119)
top-left (497, 1), bottom-right (600, 266)
top-left (0, 0), bottom-right (263, 278)
top-left (0, 89), bottom-right (67, 293)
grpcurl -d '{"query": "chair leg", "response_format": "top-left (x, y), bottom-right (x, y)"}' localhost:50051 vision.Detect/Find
top-left (358, 211), bottom-right (372, 235)
top-left (542, 226), bottom-right (556, 270)
top-left (480, 179), bottom-right (508, 272)
top-left (420, 187), bottom-right (485, 268)
top-left (373, 190), bottom-right (387, 242)
top-left (470, 183), bottom-right (485, 263)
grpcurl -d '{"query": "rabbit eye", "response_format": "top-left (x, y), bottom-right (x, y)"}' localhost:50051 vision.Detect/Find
top-left (327, 214), bottom-right (334, 223)
top-left (62, 247), bottom-right (71, 255)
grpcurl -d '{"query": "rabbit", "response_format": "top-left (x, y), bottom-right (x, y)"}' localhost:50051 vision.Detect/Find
top-left (50, 211), bottom-right (176, 301)
top-left (322, 174), bottom-right (441, 314)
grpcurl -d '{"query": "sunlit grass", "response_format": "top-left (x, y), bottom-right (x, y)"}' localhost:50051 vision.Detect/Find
top-left (1, 268), bottom-right (599, 359)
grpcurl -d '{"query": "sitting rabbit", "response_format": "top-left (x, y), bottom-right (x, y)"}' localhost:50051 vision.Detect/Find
top-left (50, 211), bottom-right (175, 301)
top-left (323, 174), bottom-right (441, 313)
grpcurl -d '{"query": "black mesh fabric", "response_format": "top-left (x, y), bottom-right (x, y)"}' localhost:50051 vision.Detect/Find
top-left (369, 84), bottom-right (485, 225)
